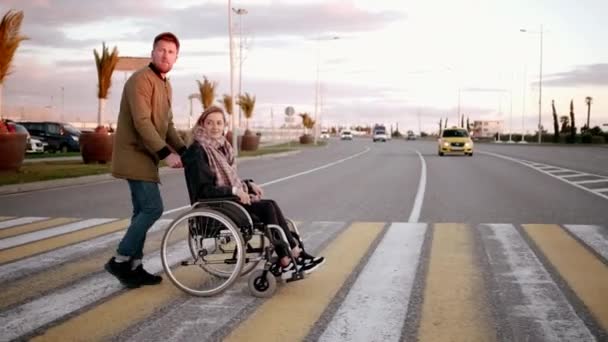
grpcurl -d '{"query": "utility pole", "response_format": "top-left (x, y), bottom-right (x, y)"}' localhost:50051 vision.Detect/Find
top-left (232, 7), bottom-right (248, 130)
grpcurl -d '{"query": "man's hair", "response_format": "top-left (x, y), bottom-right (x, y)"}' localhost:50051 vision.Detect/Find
top-left (153, 32), bottom-right (180, 51)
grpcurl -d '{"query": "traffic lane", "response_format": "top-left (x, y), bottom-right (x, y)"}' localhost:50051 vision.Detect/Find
top-left (262, 140), bottom-right (421, 222)
top-left (0, 140), bottom-right (370, 219)
top-left (420, 147), bottom-right (608, 225)
top-left (477, 143), bottom-right (608, 177)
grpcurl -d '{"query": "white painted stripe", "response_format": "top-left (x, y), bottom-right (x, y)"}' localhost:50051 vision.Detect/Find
top-left (163, 147), bottom-right (372, 216)
top-left (319, 223), bottom-right (426, 342)
top-left (0, 240), bottom-right (191, 341)
top-left (0, 218), bottom-right (116, 250)
top-left (564, 225), bottom-right (608, 262)
top-left (561, 173), bottom-right (589, 178)
top-left (593, 187), bottom-right (608, 192)
top-left (574, 179), bottom-right (608, 185)
top-left (482, 224), bottom-right (594, 341)
top-left (479, 151), bottom-right (608, 201)
top-left (0, 217), bottom-right (48, 230)
top-left (408, 150), bottom-right (426, 223)
top-left (0, 219), bottom-right (172, 283)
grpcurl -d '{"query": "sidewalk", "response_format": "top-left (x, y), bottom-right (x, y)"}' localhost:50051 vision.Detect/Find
top-left (1, 150), bottom-right (300, 196)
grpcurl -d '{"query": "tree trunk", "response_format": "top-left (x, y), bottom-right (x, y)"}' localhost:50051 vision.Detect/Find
top-left (586, 104), bottom-right (591, 130)
top-left (97, 98), bottom-right (106, 127)
top-left (0, 83), bottom-right (3, 118)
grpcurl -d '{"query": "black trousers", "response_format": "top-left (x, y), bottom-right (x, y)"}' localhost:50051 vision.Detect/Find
top-left (244, 199), bottom-right (297, 258)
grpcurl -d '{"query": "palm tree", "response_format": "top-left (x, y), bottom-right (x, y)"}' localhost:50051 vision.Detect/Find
top-left (569, 99), bottom-right (576, 140)
top-left (197, 76), bottom-right (217, 109)
top-left (0, 10), bottom-right (28, 118)
top-left (299, 113), bottom-right (315, 134)
top-left (222, 94), bottom-right (233, 116)
top-left (237, 92), bottom-right (255, 133)
top-left (551, 100), bottom-right (560, 143)
top-left (585, 96), bottom-right (593, 132)
top-left (94, 42), bottom-right (119, 127)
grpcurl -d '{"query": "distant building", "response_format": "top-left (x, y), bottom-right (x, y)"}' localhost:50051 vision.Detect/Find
top-left (472, 120), bottom-right (504, 138)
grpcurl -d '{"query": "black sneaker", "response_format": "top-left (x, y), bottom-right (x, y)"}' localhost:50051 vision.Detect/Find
top-left (297, 251), bottom-right (325, 267)
top-left (299, 256), bottom-right (326, 274)
top-left (133, 264), bottom-right (162, 285)
top-left (105, 257), bottom-right (141, 288)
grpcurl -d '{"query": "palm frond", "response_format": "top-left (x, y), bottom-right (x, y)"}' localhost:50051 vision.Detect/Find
top-left (299, 112), bottom-right (315, 129)
top-left (237, 92), bottom-right (256, 119)
top-left (94, 42), bottom-right (119, 99)
top-left (0, 10), bottom-right (29, 83)
top-left (197, 76), bottom-right (217, 109)
top-left (222, 94), bottom-right (233, 115)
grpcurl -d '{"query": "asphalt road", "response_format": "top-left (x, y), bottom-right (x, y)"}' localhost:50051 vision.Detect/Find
top-left (2, 138), bottom-right (607, 224)
top-left (1, 138), bottom-right (607, 341)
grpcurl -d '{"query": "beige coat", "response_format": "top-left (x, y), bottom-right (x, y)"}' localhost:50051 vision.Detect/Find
top-left (111, 66), bottom-right (185, 182)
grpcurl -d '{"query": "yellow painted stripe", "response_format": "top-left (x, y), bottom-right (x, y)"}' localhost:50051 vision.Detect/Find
top-left (30, 229), bottom-right (204, 341)
top-left (0, 218), bottom-right (79, 239)
top-left (225, 222), bottom-right (385, 342)
top-left (0, 219), bottom-right (129, 264)
top-left (0, 216), bottom-right (14, 222)
top-left (418, 223), bottom-right (495, 342)
top-left (523, 224), bottom-right (608, 331)
top-left (0, 226), bottom-right (173, 310)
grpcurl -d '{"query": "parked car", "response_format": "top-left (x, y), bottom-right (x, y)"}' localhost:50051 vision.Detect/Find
top-left (406, 130), bottom-right (417, 140)
top-left (19, 121), bottom-right (81, 153)
top-left (372, 128), bottom-right (388, 142)
top-left (438, 127), bottom-right (474, 156)
top-left (320, 130), bottom-right (330, 139)
top-left (340, 130), bottom-right (353, 140)
top-left (6, 121), bottom-right (47, 153)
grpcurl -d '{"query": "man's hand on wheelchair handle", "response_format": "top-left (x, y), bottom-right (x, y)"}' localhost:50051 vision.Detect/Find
top-left (249, 182), bottom-right (264, 198)
top-left (164, 153), bottom-right (183, 168)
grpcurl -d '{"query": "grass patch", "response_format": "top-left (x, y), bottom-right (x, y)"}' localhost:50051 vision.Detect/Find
top-left (0, 161), bottom-right (111, 186)
top-left (25, 152), bottom-right (81, 159)
top-left (0, 141), bottom-right (327, 186)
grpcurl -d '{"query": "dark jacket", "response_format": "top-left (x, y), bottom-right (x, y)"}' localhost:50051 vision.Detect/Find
top-left (182, 141), bottom-right (233, 204)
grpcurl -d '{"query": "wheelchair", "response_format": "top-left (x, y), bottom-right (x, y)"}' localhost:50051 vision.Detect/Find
top-left (160, 197), bottom-right (307, 298)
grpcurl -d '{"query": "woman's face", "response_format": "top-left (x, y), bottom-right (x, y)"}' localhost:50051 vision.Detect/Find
top-left (202, 112), bottom-right (225, 139)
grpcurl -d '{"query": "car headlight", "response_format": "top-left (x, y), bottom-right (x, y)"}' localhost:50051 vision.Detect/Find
top-left (71, 136), bottom-right (79, 142)
top-left (465, 142), bottom-right (471, 147)
top-left (443, 142), bottom-right (450, 147)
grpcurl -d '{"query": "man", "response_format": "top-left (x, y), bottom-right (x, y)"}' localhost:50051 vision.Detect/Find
top-left (105, 32), bottom-right (185, 288)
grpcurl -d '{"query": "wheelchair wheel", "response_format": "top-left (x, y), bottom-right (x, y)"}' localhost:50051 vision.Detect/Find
top-left (161, 208), bottom-right (245, 297)
top-left (248, 269), bottom-right (277, 298)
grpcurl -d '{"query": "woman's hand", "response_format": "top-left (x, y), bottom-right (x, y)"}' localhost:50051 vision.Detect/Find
top-left (249, 182), bottom-right (264, 198)
top-left (235, 187), bottom-right (251, 205)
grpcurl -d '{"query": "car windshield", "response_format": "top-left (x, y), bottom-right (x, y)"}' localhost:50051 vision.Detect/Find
top-left (374, 130), bottom-right (385, 134)
top-left (13, 124), bottom-right (29, 135)
top-left (442, 129), bottom-right (468, 138)
top-left (63, 124), bottom-right (81, 136)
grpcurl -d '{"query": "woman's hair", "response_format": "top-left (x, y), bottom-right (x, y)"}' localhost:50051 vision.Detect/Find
top-left (196, 105), bottom-right (226, 126)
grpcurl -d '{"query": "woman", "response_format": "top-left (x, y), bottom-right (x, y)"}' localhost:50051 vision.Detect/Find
top-left (182, 106), bottom-right (325, 277)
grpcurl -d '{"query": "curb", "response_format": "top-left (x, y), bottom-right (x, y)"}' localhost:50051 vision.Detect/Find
top-left (0, 150), bottom-right (300, 196)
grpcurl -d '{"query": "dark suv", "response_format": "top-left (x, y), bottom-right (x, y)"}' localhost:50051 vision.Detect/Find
top-left (19, 121), bottom-right (81, 153)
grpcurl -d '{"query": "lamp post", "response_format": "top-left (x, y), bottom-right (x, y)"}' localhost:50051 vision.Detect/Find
top-left (313, 35), bottom-right (339, 145)
top-left (520, 25), bottom-right (543, 144)
top-left (232, 7), bottom-right (248, 129)
top-left (228, 0), bottom-right (237, 156)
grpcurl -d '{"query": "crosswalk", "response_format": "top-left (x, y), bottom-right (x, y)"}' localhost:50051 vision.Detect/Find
top-left (0, 216), bottom-right (606, 341)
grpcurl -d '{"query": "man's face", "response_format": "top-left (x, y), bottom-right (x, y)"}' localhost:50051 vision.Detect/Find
top-left (151, 40), bottom-right (178, 74)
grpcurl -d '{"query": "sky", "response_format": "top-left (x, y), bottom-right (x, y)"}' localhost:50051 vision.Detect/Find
top-left (1, 0), bottom-right (607, 134)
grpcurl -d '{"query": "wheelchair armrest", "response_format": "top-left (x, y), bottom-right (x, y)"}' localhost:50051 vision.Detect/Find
top-left (192, 198), bottom-right (253, 227)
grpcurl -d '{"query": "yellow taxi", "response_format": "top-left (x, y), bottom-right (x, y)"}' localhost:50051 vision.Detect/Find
top-left (438, 127), bottom-right (474, 156)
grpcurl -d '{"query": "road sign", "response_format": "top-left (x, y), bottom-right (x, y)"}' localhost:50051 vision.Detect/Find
top-left (285, 106), bottom-right (295, 116)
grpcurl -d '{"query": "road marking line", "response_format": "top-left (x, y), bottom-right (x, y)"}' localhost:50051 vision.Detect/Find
top-left (319, 223), bottom-right (426, 342)
top-left (523, 224), bottom-right (608, 332)
top-left (0, 219), bottom-right (171, 284)
top-left (418, 223), bottom-right (495, 342)
top-left (0, 217), bottom-right (48, 230)
top-left (224, 222), bottom-right (385, 342)
top-left (0, 219), bottom-right (129, 264)
top-left (0, 217), bottom-right (78, 239)
top-left (1, 240), bottom-right (192, 341)
top-left (162, 148), bottom-right (372, 216)
top-left (564, 225), bottom-right (608, 262)
top-left (0, 218), bottom-right (116, 250)
top-left (561, 173), bottom-right (590, 178)
top-left (479, 151), bottom-right (608, 201)
top-left (408, 150), bottom-right (426, 223)
top-left (0, 220), bottom-right (172, 310)
top-left (593, 187), bottom-right (608, 192)
top-left (481, 224), bottom-right (594, 341)
top-left (574, 179), bottom-right (608, 185)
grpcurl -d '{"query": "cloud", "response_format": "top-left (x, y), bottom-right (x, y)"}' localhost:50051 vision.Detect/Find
top-left (542, 63), bottom-right (608, 87)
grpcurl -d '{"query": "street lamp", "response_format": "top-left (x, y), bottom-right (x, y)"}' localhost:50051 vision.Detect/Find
top-left (232, 7), bottom-right (248, 129)
top-left (313, 35), bottom-right (339, 145)
top-left (228, 0), bottom-right (238, 156)
top-left (520, 25), bottom-right (544, 144)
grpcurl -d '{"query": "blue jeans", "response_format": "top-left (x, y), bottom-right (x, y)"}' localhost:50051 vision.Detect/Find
top-left (117, 180), bottom-right (164, 259)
